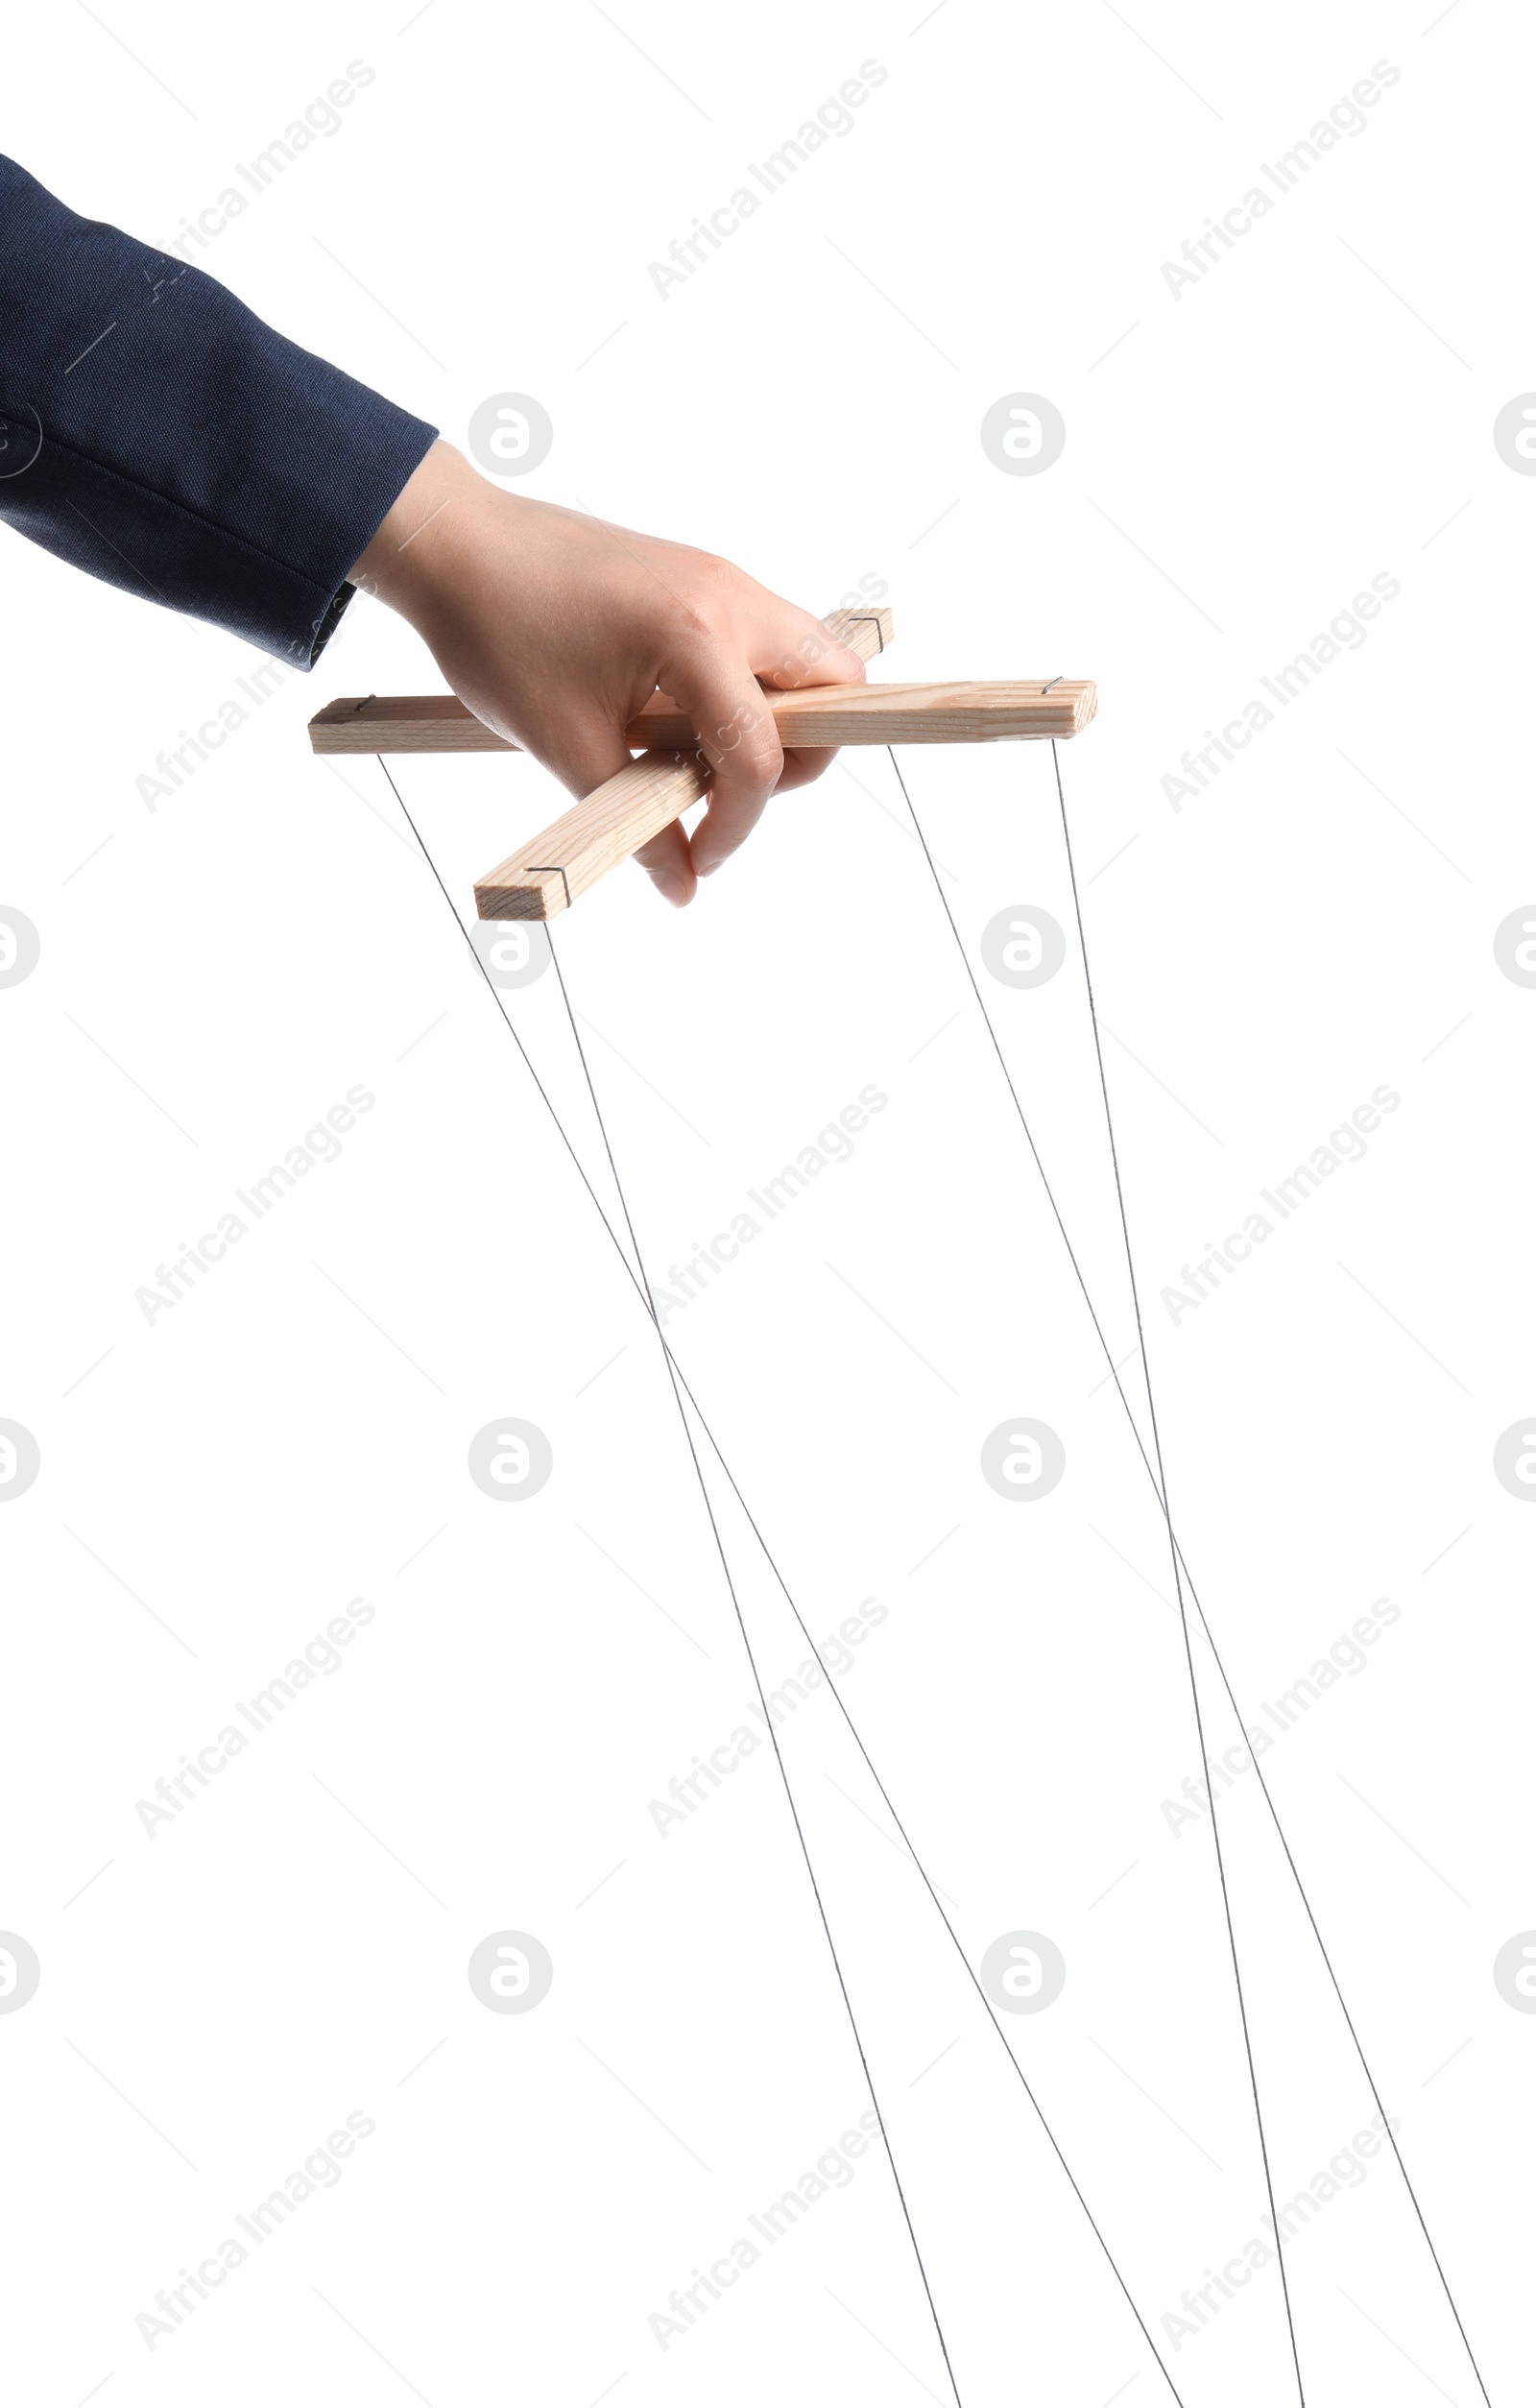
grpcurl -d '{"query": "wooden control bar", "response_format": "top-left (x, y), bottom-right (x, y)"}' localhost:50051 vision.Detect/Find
top-left (307, 609), bottom-right (1098, 920)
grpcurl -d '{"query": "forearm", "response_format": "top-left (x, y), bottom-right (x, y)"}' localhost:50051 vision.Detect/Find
top-left (0, 153), bottom-right (436, 663)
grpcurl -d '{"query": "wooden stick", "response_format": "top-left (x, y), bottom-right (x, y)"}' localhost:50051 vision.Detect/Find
top-left (307, 605), bottom-right (896, 756)
top-left (636, 679), bottom-right (1095, 749)
top-left (476, 751), bottom-right (712, 922)
top-left (312, 674), bottom-right (1093, 759)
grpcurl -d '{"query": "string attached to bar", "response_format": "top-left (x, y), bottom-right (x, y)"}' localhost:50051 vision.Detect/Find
top-left (885, 735), bottom-right (1494, 2408)
top-left (378, 756), bottom-right (1195, 2405)
top-left (379, 719), bottom-right (1494, 2407)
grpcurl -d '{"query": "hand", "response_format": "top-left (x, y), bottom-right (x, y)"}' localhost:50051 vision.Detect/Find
top-left (348, 441), bottom-right (865, 904)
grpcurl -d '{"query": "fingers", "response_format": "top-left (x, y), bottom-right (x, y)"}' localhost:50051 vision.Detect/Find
top-left (658, 636), bottom-right (784, 882)
top-left (655, 579), bottom-right (873, 879)
top-left (733, 581), bottom-right (868, 695)
top-left (727, 592), bottom-right (864, 845)
top-left (526, 709), bottom-right (702, 908)
top-left (633, 815), bottom-right (697, 907)
top-left (631, 737), bottom-right (836, 902)
top-left (758, 629), bottom-right (866, 693)
top-left (539, 712), bottom-right (703, 907)
top-left (770, 745), bottom-right (838, 795)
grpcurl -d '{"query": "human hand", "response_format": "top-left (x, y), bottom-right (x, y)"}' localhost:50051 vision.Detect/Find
top-left (349, 441), bottom-right (865, 904)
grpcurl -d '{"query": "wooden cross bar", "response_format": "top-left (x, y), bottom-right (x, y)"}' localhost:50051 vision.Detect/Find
top-left (307, 608), bottom-right (1098, 920)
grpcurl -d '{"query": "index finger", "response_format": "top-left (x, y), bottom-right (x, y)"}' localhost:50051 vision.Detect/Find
top-left (653, 632), bottom-right (784, 883)
top-left (677, 595), bottom-right (868, 880)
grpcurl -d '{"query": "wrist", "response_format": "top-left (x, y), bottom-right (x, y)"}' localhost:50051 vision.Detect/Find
top-left (348, 440), bottom-right (487, 628)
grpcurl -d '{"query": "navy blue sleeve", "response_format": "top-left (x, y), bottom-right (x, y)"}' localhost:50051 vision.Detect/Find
top-left (0, 155), bottom-right (438, 665)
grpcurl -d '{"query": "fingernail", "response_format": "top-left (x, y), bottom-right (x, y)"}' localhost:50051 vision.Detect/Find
top-left (654, 871), bottom-right (689, 906)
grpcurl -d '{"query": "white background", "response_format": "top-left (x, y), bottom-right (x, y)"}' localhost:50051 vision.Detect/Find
top-left (1, 3), bottom-right (1531, 2403)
